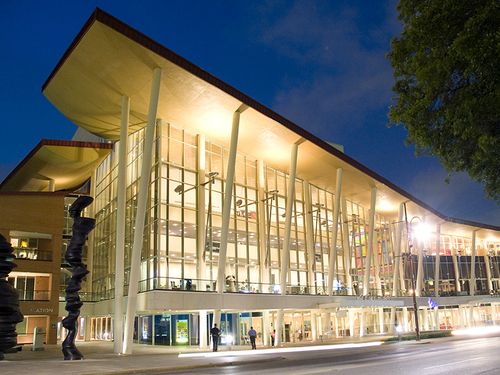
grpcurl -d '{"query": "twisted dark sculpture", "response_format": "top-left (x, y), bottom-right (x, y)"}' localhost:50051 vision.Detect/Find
top-left (0, 234), bottom-right (23, 360)
top-left (62, 196), bottom-right (95, 360)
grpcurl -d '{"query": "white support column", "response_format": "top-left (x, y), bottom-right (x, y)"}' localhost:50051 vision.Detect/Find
top-left (328, 168), bottom-right (343, 296)
top-left (403, 307), bottom-right (409, 332)
top-left (458, 306), bottom-right (464, 328)
top-left (423, 308), bottom-right (429, 331)
top-left (348, 310), bottom-right (355, 337)
top-left (433, 307), bottom-right (439, 330)
top-left (334, 314), bottom-right (339, 338)
top-left (460, 307), bottom-right (467, 328)
top-left (372, 234), bottom-right (382, 296)
top-left (257, 160), bottom-right (269, 290)
top-left (392, 203), bottom-right (404, 297)
top-left (321, 312), bottom-right (330, 337)
top-left (363, 187), bottom-right (377, 296)
top-left (416, 231), bottom-right (424, 297)
top-left (199, 310), bottom-right (208, 349)
top-left (304, 182), bottom-right (315, 292)
top-left (379, 308), bottom-right (385, 333)
top-left (280, 140), bottom-right (301, 295)
top-left (341, 198), bottom-right (353, 295)
top-left (197, 134), bottom-right (207, 285)
top-left (470, 230), bottom-right (478, 296)
top-left (434, 224), bottom-right (441, 297)
top-left (217, 104), bottom-right (247, 293)
top-left (257, 160), bottom-right (269, 292)
top-left (389, 224), bottom-right (397, 289)
top-left (399, 228), bottom-right (406, 293)
top-left (317, 312), bottom-right (323, 338)
top-left (389, 308), bottom-right (396, 333)
top-left (311, 310), bottom-right (317, 341)
top-left (276, 309), bottom-right (284, 346)
top-left (359, 309), bottom-right (365, 337)
top-left (452, 247), bottom-right (461, 292)
top-left (485, 254), bottom-right (493, 293)
top-left (123, 67), bottom-right (161, 355)
top-left (113, 95), bottom-right (129, 354)
top-left (84, 316), bottom-right (92, 342)
top-left (262, 311), bottom-right (270, 346)
top-left (492, 304), bottom-right (497, 326)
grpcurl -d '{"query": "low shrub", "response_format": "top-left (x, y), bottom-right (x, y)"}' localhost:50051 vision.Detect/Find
top-left (385, 330), bottom-right (452, 342)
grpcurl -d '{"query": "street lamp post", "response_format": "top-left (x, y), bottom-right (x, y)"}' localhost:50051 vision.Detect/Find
top-left (403, 203), bottom-right (421, 341)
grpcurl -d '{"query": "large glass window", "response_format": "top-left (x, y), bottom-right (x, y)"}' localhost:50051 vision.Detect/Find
top-left (439, 256), bottom-right (456, 296)
top-left (90, 118), bottom-right (500, 300)
top-left (93, 125), bottom-right (160, 299)
top-left (9, 273), bottom-right (51, 301)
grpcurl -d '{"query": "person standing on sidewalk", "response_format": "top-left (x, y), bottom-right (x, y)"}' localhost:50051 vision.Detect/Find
top-left (248, 326), bottom-right (257, 349)
top-left (271, 329), bottom-right (276, 347)
top-left (210, 324), bottom-right (220, 352)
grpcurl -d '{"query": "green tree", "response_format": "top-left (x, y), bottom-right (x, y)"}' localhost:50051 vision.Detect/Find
top-left (388, 0), bottom-right (500, 201)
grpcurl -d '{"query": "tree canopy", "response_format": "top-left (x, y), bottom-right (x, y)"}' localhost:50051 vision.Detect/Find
top-left (388, 0), bottom-right (500, 201)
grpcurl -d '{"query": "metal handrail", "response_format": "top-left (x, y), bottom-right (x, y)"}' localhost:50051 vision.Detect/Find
top-left (17, 290), bottom-right (51, 301)
top-left (12, 247), bottom-right (53, 261)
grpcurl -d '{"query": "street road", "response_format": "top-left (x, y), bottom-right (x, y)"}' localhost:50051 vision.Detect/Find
top-left (168, 334), bottom-right (500, 375)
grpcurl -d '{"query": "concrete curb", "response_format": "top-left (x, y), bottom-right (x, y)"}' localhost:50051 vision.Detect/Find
top-left (80, 357), bottom-right (282, 375)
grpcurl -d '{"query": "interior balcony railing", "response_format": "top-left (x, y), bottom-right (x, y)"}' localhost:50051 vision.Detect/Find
top-left (60, 281), bottom-right (500, 302)
top-left (138, 277), bottom-right (216, 293)
top-left (12, 247), bottom-right (52, 261)
top-left (59, 288), bottom-right (115, 302)
top-left (137, 277), bottom-right (355, 296)
top-left (17, 289), bottom-right (51, 301)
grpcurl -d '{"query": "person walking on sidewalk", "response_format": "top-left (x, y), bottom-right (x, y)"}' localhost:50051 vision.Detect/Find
top-left (248, 326), bottom-right (257, 349)
top-left (210, 324), bottom-right (220, 352)
top-left (271, 329), bottom-right (276, 347)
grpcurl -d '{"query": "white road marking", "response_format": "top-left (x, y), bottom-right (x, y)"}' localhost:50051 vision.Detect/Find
top-left (285, 367), bottom-right (338, 375)
top-left (423, 357), bottom-right (485, 370)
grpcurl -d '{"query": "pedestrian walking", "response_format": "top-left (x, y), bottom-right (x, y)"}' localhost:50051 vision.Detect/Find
top-left (248, 326), bottom-right (257, 349)
top-left (210, 324), bottom-right (220, 352)
top-left (271, 329), bottom-right (276, 347)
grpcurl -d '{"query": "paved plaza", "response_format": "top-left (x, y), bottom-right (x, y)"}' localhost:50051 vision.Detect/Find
top-left (2, 336), bottom-right (391, 375)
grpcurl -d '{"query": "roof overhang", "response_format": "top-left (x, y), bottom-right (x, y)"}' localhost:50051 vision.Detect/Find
top-left (41, 8), bottom-right (499, 236)
top-left (42, 9), bottom-right (412, 214)
top-left (0, 139), bottom-right (112, 192)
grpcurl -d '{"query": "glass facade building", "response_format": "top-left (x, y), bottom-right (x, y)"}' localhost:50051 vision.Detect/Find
top-left (80, 120), bottom-right (500, 346)
top-left (91, 124), bottom-right (500, 301)
top-left (3, 8), bottom-right (495, 349)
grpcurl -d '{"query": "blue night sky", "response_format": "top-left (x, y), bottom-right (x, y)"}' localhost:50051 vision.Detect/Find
top-left (1, 1), bottom-right (498, 224)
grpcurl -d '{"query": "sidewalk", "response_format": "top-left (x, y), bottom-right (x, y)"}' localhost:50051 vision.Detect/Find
top-left (1, 336), bottom-right (393, 375)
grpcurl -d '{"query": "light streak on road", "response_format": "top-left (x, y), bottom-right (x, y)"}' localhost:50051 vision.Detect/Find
top-left (423, 357), bottom-right (485, 370)
top-left (178, 341), bottom-right (383, 358)
top-left (452, 326), bottom-right (500, 336)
